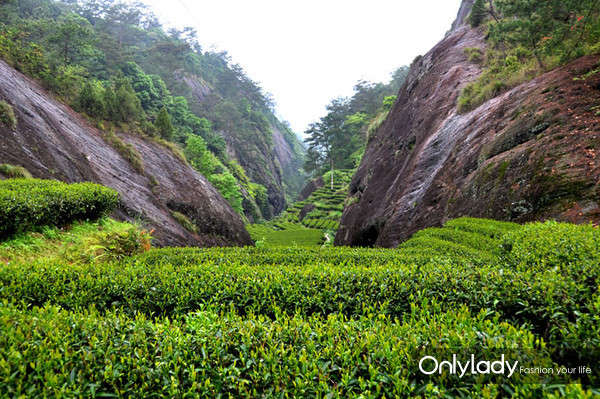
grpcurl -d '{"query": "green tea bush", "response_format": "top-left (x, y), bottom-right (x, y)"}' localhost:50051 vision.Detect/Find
top-left (501, 221), bottom-right (600, 272)
top-left (0, 302), bottom-right (556, 398)
top-left (246, 224), bottom-right (324, 246)
top-left (1, 217), bottom-right (599, 394)
top-left (0, 179), bottom-right (119, 238)
top-left (1, 225), bottom-right (594, 347)
top-left (3, 218), bottom-right (599, 377)
top-left (444, 217), bottom-right (520, 238)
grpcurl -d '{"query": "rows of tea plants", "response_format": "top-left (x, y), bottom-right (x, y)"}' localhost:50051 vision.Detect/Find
top-left (0, 174), bottom-right (597, 399)
top-left (246, 222), bottom-right (325, 246)
top-left (1, 216), bottom-right (599, 396)
top-left (2, 300), bottom-right (573, 398)
top-left (247, 170), bottom-right (353, 245)
top-left (0, 178), bottom-right (119, 238)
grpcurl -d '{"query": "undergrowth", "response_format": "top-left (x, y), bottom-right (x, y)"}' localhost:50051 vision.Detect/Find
top-left (0, 164), bottom-right (31, 179)
top-left (103, 129), bottom-right (145, 174)
top-left (0, 218), bottom-right (151, 265)
top-left (0, 100), bottom-right (16, 129)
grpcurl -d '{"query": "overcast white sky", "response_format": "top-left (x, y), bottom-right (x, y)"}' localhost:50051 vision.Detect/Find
top-left (133, 0), bottom-right (462, 136)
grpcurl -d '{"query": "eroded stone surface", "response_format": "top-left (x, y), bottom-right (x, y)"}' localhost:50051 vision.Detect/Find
top-left (0, 60), bottom-right (253, 247)
top-left (336, 4), bottom-right (600, 247)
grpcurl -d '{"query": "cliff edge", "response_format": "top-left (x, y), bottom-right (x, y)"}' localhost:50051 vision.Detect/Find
top-left (336, 2), bottom-right (600, 247)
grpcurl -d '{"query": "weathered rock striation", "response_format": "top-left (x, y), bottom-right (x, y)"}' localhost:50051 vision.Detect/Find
top-left (0, 60), bottom-right (253, 247)
top-left (336, 1), bottom-right (600, 247)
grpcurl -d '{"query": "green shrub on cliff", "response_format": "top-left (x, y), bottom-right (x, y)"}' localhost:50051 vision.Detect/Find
top-left (459, 0), bottom-right (600, 112)
top-left (103, 129), bottom-right (145, 174)
top-left (0, 101), bottom-right (16, 129)
top-left (469, 0), bottom-right (488, 27)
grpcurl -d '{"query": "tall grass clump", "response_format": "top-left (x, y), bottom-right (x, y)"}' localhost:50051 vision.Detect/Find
top-left (0, 164), bottom-right (31, 179)
top-left (0, 100), bottom-right (16, 129)
top-left (103, 129), bottom-right (145, 173)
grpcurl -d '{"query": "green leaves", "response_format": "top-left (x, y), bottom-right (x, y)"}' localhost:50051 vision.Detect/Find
top-left (0, 303), bottom-right (549, 398)
top-left (47, 13), bottom-right (95, 65)
top-left (460, 0), bottom-right (600, 112)
top-left (185, 134), bottom-right (244, 214)
top-left (0, 179), bottom-right (119, 239)
top-left (155, 106), bottom-right (174, 140)
top-left (470, 0), bottom-right (488, 28)
top-left (1, 215), bottom-right (599, 396)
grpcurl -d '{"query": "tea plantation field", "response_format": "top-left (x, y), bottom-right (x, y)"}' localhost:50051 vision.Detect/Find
top-left (0, 178), bottom-right (599, 397)
top-left (247, 170), bottom-right (354, 247)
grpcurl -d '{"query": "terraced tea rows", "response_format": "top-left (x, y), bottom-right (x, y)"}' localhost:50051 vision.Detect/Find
top-left (247, 170), bottom-right (354, 245)
top-left (282, 169), bottom-right (353, 229)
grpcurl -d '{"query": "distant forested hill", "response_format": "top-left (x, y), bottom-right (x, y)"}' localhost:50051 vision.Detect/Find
top-left (0, 0), bottom-right (305, 221)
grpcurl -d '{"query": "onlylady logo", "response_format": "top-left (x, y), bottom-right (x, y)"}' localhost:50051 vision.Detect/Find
top-left (419, 354), bottom-right (519, 378)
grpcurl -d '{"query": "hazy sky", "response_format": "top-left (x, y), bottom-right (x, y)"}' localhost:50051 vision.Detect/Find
top-left (133, 0), bottom-right (462, 136)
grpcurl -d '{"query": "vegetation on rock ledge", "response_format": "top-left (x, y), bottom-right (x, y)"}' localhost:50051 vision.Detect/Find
top-left (459, 0), bottom-right (600, 112)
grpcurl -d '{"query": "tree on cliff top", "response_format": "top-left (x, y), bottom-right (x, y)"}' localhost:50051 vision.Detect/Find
top-left (470, 0), bottom-right (487, 27)
top-left (48, 13), bottom-right (95, 65)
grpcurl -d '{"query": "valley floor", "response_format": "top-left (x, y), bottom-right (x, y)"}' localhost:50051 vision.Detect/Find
top-left (1, 214), bottom-right (599, 397)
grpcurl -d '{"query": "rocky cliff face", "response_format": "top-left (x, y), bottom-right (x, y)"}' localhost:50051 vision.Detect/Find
top-left (220, 125), bottom-right (285, 219)
top-left (336, 2), bottom-right (600, 247)
top-left (0, 60), bottom-right (253, 247)
top-left (182, 74), bottom-right (305, 219)
top-left (298, 176), bottom-right (325, 202)
top-left (451, 0), bottom-right (474, 31)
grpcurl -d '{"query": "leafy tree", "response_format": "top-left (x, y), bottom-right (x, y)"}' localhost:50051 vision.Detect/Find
top-left (78, 80), bottom-right (105, 118)
top-left (155, 106), bottom-right (174, 140)
top-left (303, 67), bottom-right (409, 176)
top-left (54, 64), bottom-right (87, 102)
top-left (102, 84), bottom-right (118, 120)
top-left (470, 0), bottom-right (487, 27)
top-left (114, 79), bottom-right (143, 123)
top-left (122, 62), bottom-right (164, 111)
top-left (383, 96), bottom-right (397, 111)
top-left (48, 13), bottom-right (95, 65)
top-left (490, 0), bottom-right (599, 68)
top-left (185, 135), bottom-right (221, 177)
top-left (184, 135), bottom-right (243, 214)
top-left (208, 172), bottom-right (243, 214)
